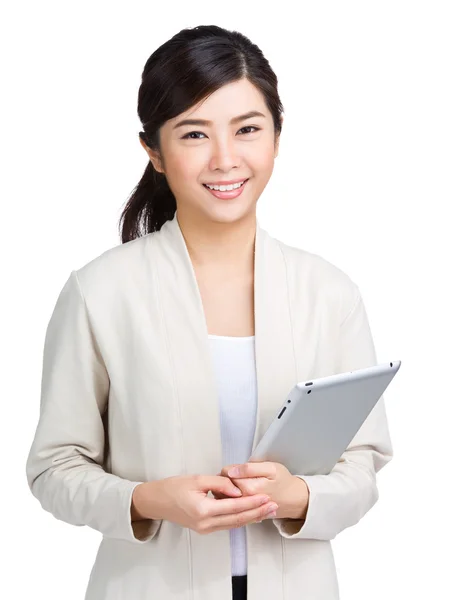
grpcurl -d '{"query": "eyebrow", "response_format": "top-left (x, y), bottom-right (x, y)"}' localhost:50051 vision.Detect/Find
top-left (173, 110), bottom-right (267, 130)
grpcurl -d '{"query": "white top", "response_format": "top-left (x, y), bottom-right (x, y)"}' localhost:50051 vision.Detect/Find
top-left (208, 334), bottom-right (258, 577)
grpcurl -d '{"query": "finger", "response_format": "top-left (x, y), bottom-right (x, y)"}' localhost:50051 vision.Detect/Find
top-left (230, 478), bottom-right (263, 496)
top-left (213, 473), bottom-right (231, 498)
top-left (220, 463), bottom-right (238, 477)
top-left (205, 493), bottom-right (271, 518)
top-left (225, 462), bottom-right (277, 479)
top-left (197, 475), bottom-right (243, 497)
top-left (210, 501), bottom-right (279, 532)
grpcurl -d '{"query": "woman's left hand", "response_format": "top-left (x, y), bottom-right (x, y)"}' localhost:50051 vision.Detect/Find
top-left (215, 461), bottom-right (309, 520)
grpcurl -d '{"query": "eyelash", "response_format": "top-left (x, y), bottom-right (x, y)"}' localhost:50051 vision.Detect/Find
top-left (181, 126), bottom-right (261, 140)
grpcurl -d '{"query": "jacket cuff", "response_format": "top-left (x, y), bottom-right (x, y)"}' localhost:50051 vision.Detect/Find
top-left (125, 482), bottom-right (162, 543)
top-left (271, 475), bottom-right (318, 539)
top-left (271, 459), bottom-right (380, 541)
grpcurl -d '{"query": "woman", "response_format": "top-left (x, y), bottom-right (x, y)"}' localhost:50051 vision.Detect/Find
top-left (26, 25), bottom-right (393, 600)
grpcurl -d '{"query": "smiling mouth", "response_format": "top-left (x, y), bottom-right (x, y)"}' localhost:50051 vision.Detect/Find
top-left (203, 178), bottom-right (249, 191)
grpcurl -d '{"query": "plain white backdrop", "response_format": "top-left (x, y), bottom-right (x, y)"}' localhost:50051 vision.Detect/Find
top-left (2, 1), bottom-right (459, 598)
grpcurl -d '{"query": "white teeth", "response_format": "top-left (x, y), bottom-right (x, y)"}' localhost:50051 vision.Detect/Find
top-left (205, 180), bottom-right (245, 191)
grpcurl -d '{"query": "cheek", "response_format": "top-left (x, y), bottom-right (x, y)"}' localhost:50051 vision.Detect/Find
top-left (167, 150), bottom-right (201, 183)
top-left (247, 147), bottom-right (275, 176)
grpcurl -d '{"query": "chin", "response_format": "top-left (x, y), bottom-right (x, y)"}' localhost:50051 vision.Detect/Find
top-left (177, 188), bottom-right (258, 226)
top-left (205, 203), bottom-right (257, 225)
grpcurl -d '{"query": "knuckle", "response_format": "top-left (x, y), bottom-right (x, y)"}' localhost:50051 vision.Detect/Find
top-left (193, 522), bottom-right (202, 534)
top-left (229, 498), bottom-right (239, 512)
top-left (194, 504), bottom-right (207, 519)
top-left (195, 521), bottom-right (209, 535)
top-left (234, 513), bottom-right (245, 528)
top-left (251, 494), bottom-right (264, 507)
top-left (244, 482), bottom-right (257, 495)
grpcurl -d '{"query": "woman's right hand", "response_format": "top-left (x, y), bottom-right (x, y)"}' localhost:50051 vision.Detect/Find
top-left (132, 474), bottom-right (278, 534)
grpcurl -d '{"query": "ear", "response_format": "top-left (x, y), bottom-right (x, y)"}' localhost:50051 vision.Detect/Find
top-left (274, 115), bottom-right (283, 158)
top-left (274, 133), bottom-right (281, 159)
top-left (139, 135), bottom-right (165, 174)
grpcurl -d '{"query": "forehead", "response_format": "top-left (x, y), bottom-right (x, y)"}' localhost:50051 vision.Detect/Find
top-left (170, 78), bottom-right (267, 126)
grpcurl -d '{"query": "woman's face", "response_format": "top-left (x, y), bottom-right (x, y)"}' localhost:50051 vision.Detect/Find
top-left (141, 77), bottom-right (281, 226)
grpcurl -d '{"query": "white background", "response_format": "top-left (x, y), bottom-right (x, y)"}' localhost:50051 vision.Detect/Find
top-left (2, 1), bottom-right (459, 598)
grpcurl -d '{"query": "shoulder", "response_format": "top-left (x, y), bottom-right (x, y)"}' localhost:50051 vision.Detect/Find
top-left (72, 233), bottom-right (153, 298)
top-left (273, 235), bottom-right (361, 322)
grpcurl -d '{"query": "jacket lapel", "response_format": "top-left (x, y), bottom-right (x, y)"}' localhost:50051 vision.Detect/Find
top-left (151, 211), bottom-right (298, 475)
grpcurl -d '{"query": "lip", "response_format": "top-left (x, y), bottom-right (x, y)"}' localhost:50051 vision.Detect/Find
top-left (202, 178), bottom-right (249, 200)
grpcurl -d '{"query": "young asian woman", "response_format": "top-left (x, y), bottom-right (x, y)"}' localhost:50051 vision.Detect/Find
top-left (26, 24), bottom-right (393, 600)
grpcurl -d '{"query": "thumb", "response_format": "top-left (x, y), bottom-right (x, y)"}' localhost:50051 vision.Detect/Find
top-left (210, 473), bottom-right (232, 500)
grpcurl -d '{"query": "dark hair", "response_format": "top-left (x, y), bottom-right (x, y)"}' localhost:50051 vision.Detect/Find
top-left (118, 25), bottom-right (284, 243)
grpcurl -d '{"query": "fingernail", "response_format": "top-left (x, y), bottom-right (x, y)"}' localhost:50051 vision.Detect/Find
top-left (266, 503), bottom-right (278, 513)
top-left (267, 511), bottom-right (277, 518)
top-left (228, 467), bottom-right (240, 477)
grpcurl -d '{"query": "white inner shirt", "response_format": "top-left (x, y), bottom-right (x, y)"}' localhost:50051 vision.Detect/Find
top-left (208, 334), bottom-right (258, 577)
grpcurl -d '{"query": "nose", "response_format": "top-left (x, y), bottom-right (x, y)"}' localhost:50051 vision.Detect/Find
top-left (208, 135), bottom-right (241, 172)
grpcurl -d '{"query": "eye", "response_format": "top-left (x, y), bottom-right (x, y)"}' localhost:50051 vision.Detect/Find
top-left (239, 126), bottom-right (260, 135)
top-left (181, 125), bottom-right (261, 140)
top-left (182, 131), bottom-right (205, 140)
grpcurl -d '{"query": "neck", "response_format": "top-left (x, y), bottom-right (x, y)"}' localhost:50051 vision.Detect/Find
top-left (176, 209), bottom-right (256, 274)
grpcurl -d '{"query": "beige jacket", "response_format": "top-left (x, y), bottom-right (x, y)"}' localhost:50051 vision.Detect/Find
top-left (26, 212), bottom-right (393, 599)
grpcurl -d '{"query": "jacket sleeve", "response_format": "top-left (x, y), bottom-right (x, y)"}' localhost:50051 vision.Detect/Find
top-left (26, 270), bottom-right (161, 544)
top-left (272, 284), bottom-right (394, 540)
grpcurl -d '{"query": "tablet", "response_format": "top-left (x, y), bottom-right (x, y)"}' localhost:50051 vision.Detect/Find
top-left (250, 360), bottom-right (401, 475)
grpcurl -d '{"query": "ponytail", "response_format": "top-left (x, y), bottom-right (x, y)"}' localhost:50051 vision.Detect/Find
top-left (118, 139), bottom-right (177, 243)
